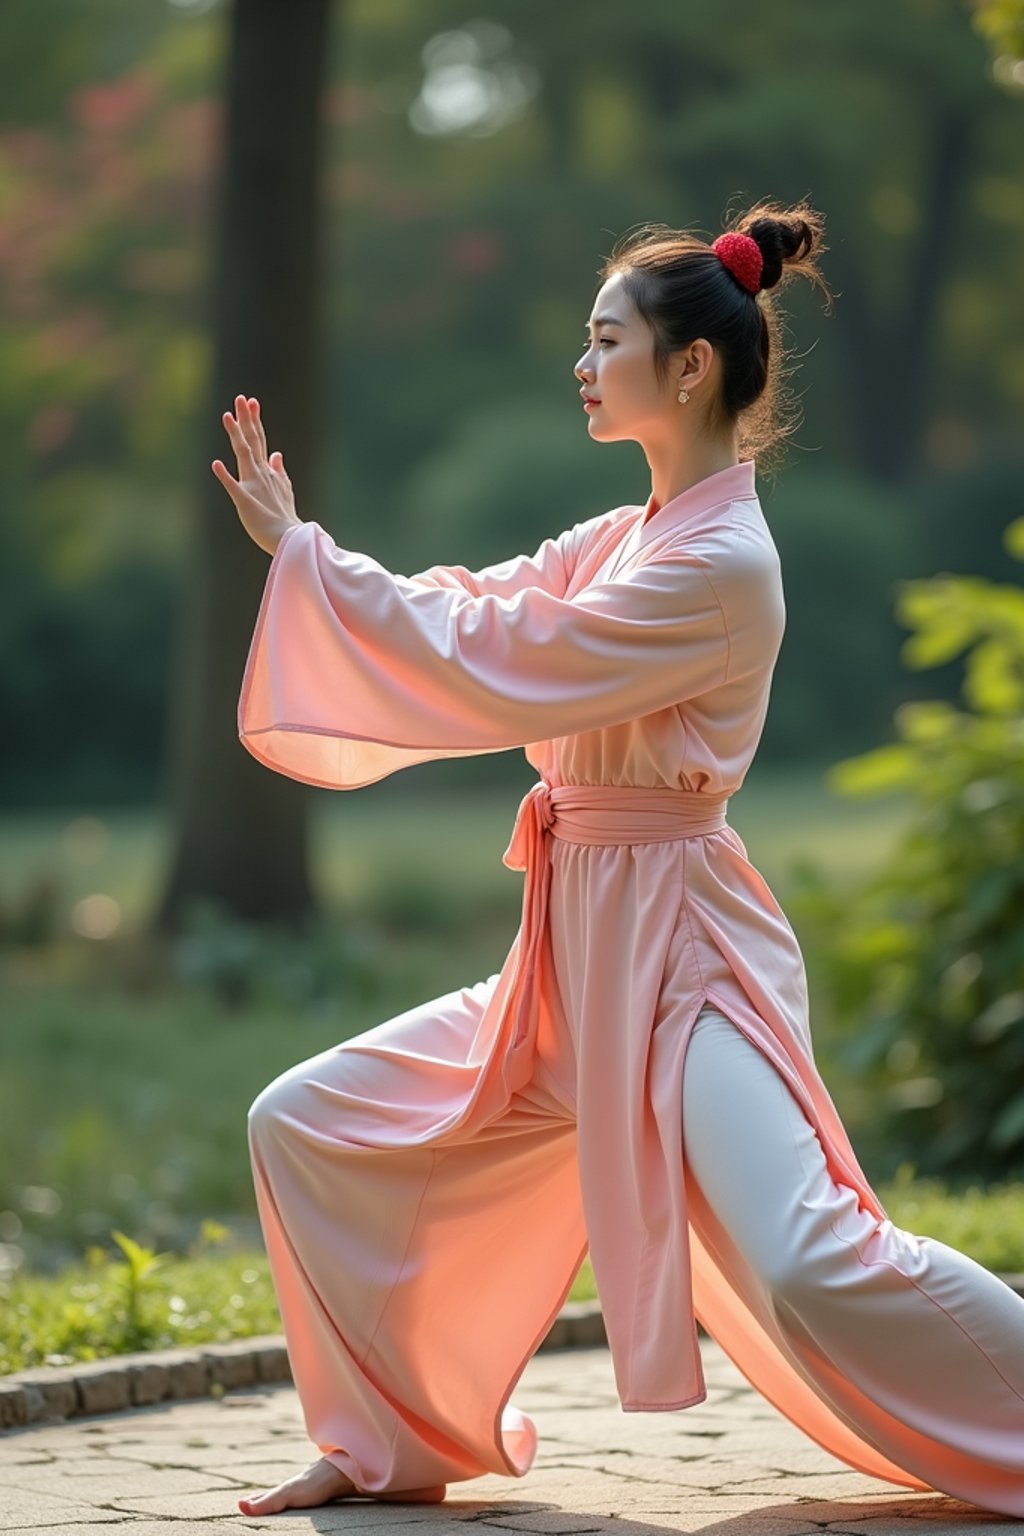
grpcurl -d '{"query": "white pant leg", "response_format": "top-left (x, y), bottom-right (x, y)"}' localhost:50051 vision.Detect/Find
top-left (681, 1005), bottom-right (1024, 1487)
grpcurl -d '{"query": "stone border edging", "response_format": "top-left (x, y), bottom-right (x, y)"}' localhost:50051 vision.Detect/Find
top-left (0, 1299), bottom-right (608, 1431)
top-left (4, 1275), bottom-right (1024, 1432)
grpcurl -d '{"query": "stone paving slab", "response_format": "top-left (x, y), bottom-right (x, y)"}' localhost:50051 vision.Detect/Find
top-left (0, 1340), bottom-right (1016, 1534)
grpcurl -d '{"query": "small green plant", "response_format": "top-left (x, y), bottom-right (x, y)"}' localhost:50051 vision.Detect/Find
top-left (108, 1229), bottom-right (172, 1352)
top-left (0, 1219), bottom-right (277, 1375)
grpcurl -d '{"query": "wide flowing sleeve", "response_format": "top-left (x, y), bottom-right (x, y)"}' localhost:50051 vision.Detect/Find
top-left (401, 521), bottom-right (583, 600)
top-left (237, 519), bottom-right (750, 791)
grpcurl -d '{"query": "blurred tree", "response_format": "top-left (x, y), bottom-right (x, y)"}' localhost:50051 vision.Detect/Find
top-left (0, 0), bottom-right (1022, 804)
top-left (154, 0), bottom-right (331, 933)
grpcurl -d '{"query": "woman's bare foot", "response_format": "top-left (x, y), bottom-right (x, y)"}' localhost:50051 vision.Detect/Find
top-left (237, 1454), bottom-right (446, 1516)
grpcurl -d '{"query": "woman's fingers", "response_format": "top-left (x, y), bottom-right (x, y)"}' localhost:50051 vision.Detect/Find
top-left (234, 395), bottom-right (265, 467)
top-left (223, 407), bottom-right (257, 478)
top-left (236, 395), bottom-right (265, 463)
top-left (234, 396), bottom-right (288, 485)
top-left (247, 397), bottom-right (269, 461)
top-left (224, 395), bottom-right (283, 483)
top-left (212, 458), bottom-right (244, 502)
top-left (212, 456), bottom-right (269, 542)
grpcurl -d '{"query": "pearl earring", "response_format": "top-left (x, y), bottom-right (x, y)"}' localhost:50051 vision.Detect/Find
top-left (677, 386), bottom-right (690, 403)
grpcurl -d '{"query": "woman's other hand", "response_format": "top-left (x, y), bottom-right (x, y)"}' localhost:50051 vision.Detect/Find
top-left (213, 395), bottom-right (303, 556)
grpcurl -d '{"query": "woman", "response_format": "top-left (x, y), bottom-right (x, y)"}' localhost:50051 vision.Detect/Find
top-left (213, 201), bottom-right (1024, 1520)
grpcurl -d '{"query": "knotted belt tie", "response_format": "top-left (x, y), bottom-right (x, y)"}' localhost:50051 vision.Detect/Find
top-left (500, 781), bottom-right (731, 1046)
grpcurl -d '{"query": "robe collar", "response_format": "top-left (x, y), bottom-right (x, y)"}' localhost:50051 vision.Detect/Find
top-left (634, 459), bottom-right (757, 551)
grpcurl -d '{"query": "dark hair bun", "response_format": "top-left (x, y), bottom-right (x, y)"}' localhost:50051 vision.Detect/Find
top-left (730, 200), bottom-right (827, 293)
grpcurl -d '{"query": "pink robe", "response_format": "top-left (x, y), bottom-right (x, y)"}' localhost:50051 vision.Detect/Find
top-left (238, 458), bottom-right (1024, 1513)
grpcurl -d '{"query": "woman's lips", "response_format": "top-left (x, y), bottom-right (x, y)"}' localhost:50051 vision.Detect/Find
top-left (583, 399), bottom-right (601, 410)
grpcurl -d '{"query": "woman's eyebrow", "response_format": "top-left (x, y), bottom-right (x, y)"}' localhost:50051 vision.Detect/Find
top-left (586, 315), bottom-right (626, 329)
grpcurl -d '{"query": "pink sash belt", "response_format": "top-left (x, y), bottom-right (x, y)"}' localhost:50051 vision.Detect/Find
top-left (500, 781), bottom-right (731, 1046)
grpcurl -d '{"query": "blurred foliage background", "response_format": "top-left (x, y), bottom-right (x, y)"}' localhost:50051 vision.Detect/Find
top-left (2, 0), bottom-right (1023, 806)
top-left (2, 0), bottom-right (1024, 1284)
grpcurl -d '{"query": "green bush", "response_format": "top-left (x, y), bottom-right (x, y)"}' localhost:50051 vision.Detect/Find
top-left (792, 515), bottom-right (1024, 1179)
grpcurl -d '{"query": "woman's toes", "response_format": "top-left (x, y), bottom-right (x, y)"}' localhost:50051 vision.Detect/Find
top-left (237, 1485), bottom-right (294, 1515)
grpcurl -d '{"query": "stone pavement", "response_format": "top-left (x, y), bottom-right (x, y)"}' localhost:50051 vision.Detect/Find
top-left (0, 1339), bottom-right (1015, 1535)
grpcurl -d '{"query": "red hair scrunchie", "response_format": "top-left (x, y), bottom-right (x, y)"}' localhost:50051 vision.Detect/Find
top-left (711, 232), bottom-right (763, 295)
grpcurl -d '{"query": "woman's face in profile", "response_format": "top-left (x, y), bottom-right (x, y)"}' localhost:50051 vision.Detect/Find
top-left (575, 271), bottom-right (713, 447)
top-left (575, 273), bottom-right (675, 445)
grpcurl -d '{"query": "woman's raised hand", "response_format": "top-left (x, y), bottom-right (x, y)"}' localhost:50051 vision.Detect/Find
top-left (213, 395), bottom-right (302, 556)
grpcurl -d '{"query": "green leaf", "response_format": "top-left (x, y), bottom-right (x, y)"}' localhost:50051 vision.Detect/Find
top-left (964, 638), bottom-right (1024, 715)
top-left (110, 1229), bottom-right (168, 1280)
top-left (839, 921), bottom-right (917, 966)
top-left (896, 701), bottom-right (959, 744)
top-left (1005, 517), bottom-right (1024, 563)
top-left (827, 744), bottom-right (916, 797)
top-left (902, 615), bottom-right (978, 669)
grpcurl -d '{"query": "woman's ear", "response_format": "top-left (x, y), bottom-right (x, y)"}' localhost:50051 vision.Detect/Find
top-left (672, 338), bottom-right (715, 393)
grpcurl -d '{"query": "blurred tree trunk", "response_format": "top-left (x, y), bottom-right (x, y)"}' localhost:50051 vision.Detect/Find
top-left (154, 0), bottom-right (332, 937)
top-left (831, 108), bottom-right (975, 482)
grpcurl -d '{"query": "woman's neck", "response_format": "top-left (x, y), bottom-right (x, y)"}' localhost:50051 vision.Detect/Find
top-left (645, 430), bottom-right (740, 514)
